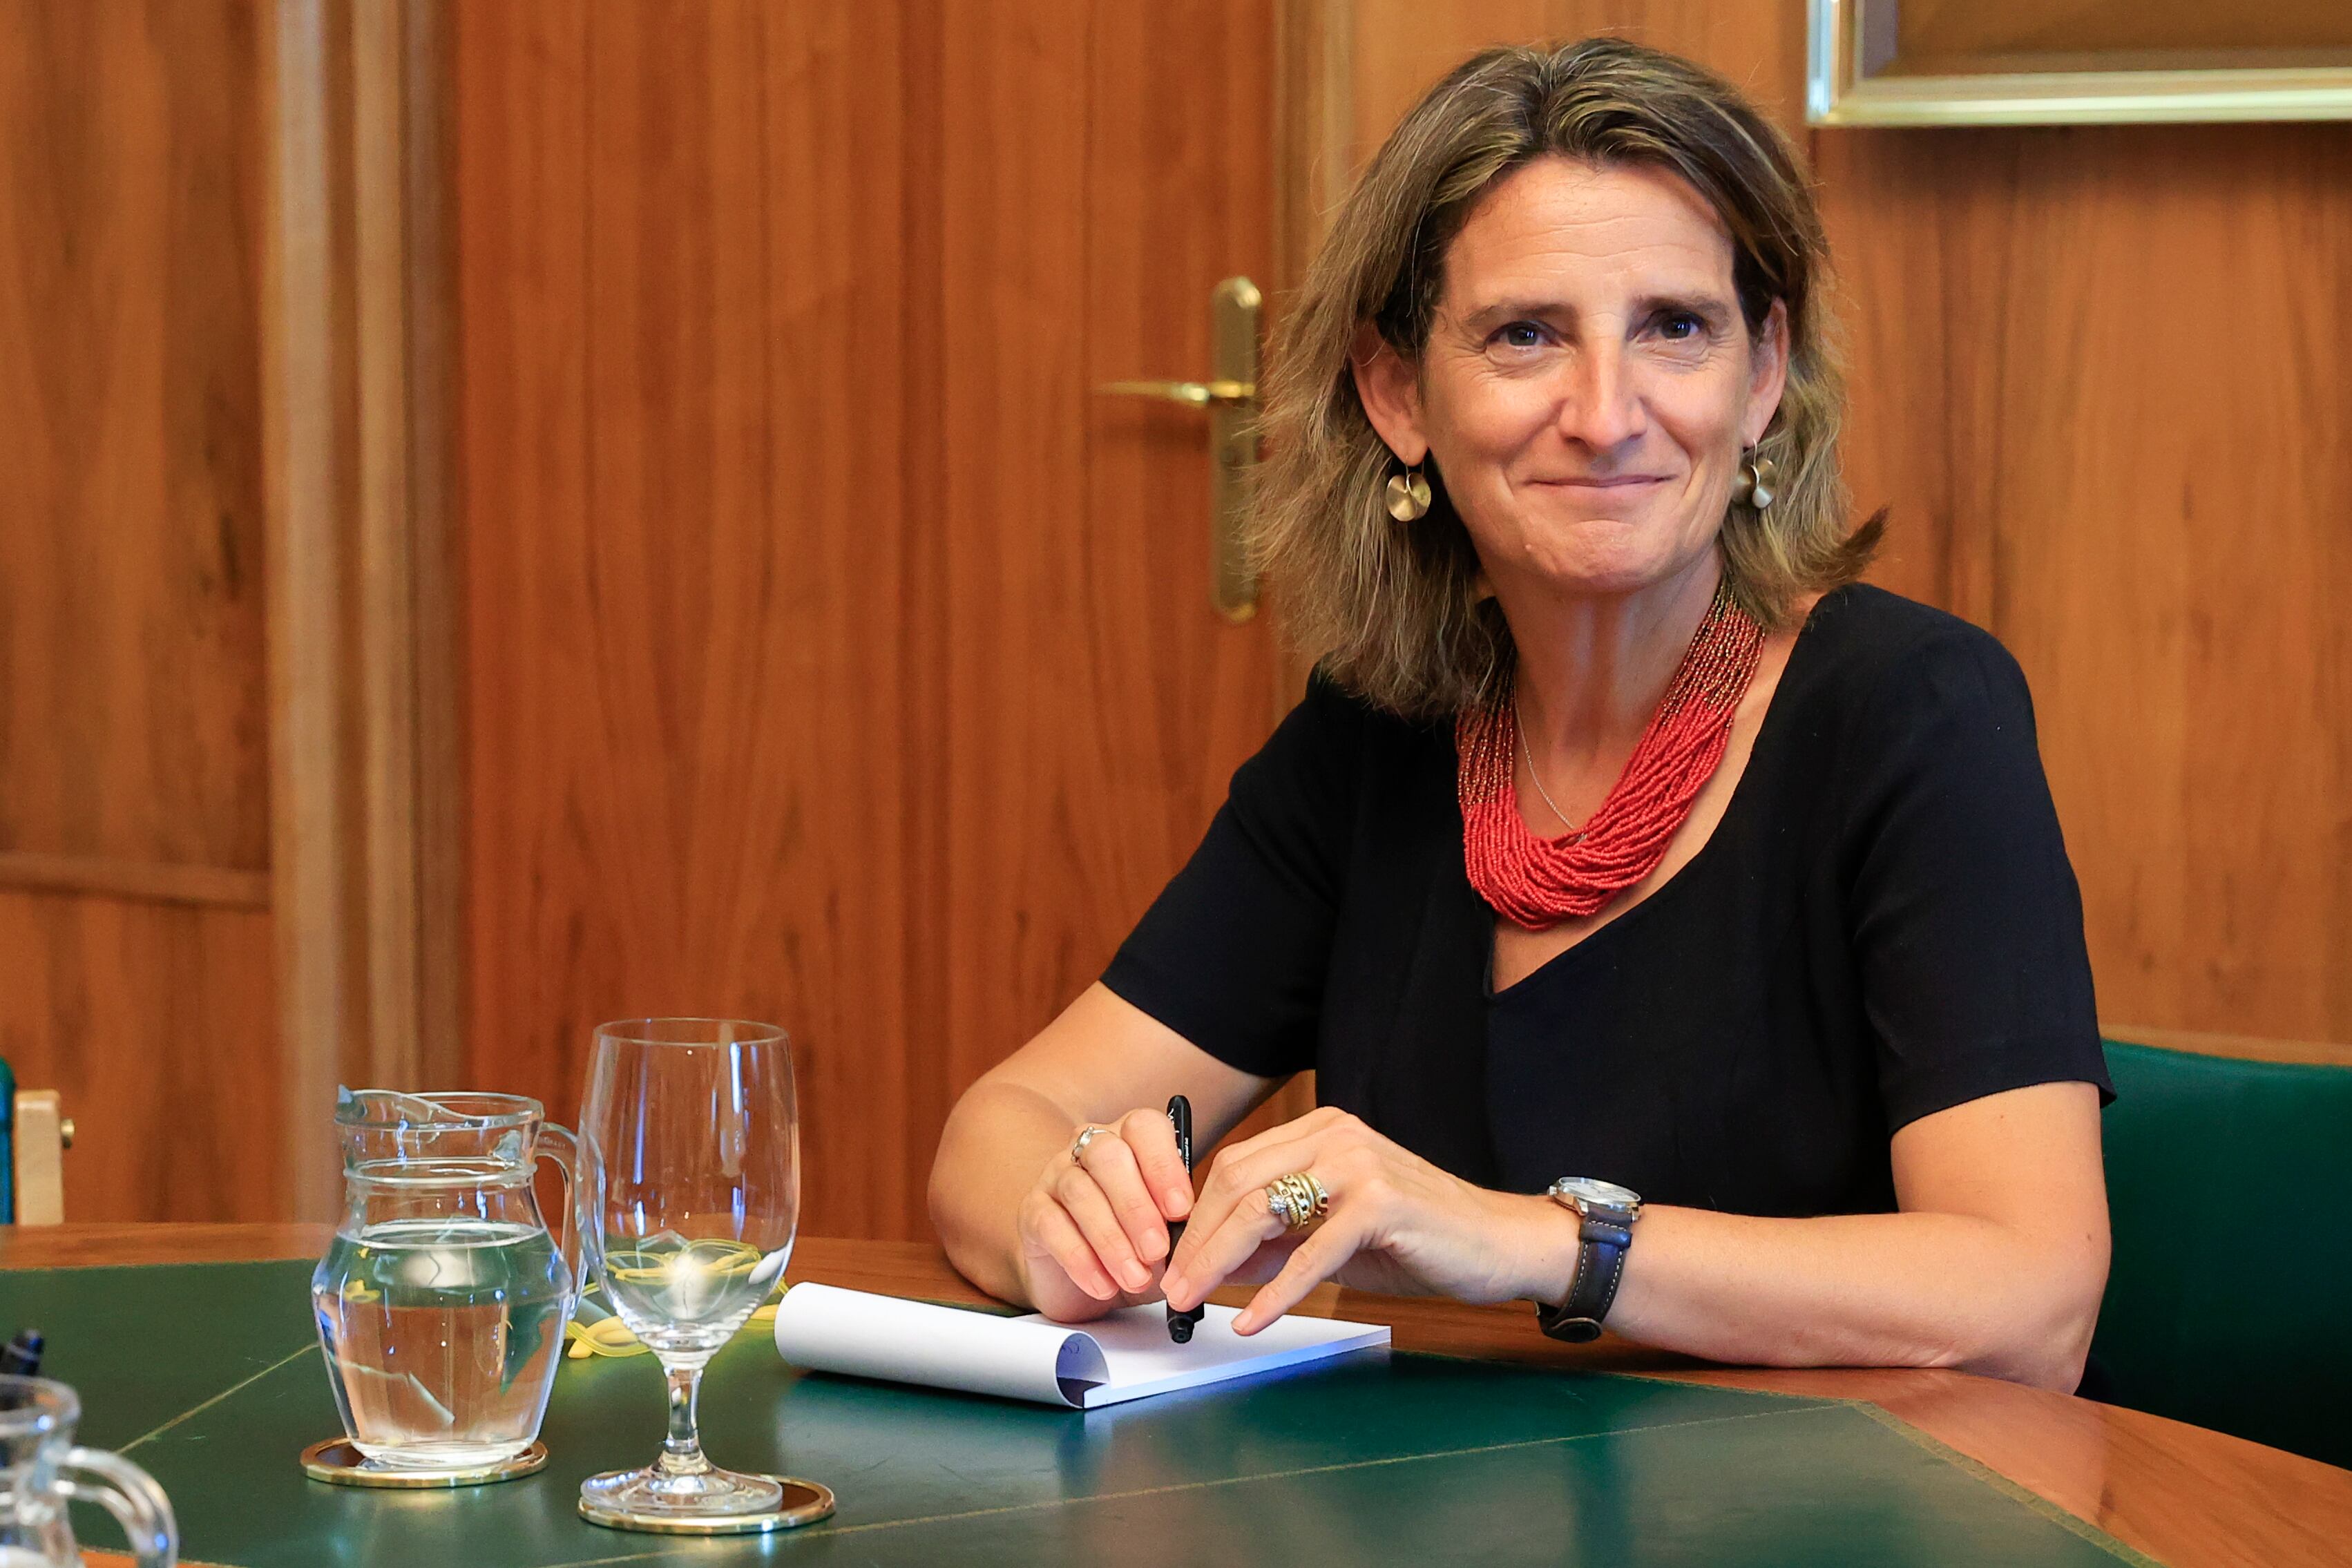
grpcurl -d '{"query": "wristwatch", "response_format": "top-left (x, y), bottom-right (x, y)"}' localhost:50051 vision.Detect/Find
top-left (1534, 1176), bottom-right (1643, 1344)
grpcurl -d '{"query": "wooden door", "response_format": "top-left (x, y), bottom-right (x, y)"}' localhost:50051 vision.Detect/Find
top-left (0, 0), bottom-right (284, 1222)
top-left (455, 2), bottom-right (1290, 1239)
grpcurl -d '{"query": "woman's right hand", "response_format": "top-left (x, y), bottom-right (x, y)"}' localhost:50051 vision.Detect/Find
top-left (1016, 1106), bottom-right (1196, 1321)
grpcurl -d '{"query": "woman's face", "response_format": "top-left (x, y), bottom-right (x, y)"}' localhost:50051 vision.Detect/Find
top-left (1355, 155), bottom-right (1787, 602)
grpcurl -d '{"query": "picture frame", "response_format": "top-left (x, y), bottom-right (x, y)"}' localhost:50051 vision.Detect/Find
top-left (1807, 0), bottom-right (2352, 127)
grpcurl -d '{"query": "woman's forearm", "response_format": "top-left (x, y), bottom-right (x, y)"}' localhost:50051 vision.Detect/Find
top-left (928, 1079), bottom-right (1091, 1310)
top-left (928, 984), bottom-right (1279, 1321)
top-left (1544, 1201), bottom-right (2105, 1390)
top-left (1503, 1084), bottom-right (2110, 1390)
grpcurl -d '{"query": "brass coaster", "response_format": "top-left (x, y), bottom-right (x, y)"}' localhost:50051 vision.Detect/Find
top-left (577, 1477), bottom-right (836, 1534)
top-left (300, 1437), bottom-right (549, 1489)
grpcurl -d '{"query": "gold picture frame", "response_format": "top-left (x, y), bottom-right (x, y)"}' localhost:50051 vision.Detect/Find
top-left (1808, 0), bottom-right (2352, 127)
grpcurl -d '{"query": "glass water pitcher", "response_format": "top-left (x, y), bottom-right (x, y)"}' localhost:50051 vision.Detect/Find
top-left (0, 1375), bottom-right (178, 1567)
top-left (312, 1089), bottom-right (582, 1470)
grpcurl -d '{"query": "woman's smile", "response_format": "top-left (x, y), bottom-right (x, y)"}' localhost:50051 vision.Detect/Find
top-left (1531, 474), bottom-right (1668, 489)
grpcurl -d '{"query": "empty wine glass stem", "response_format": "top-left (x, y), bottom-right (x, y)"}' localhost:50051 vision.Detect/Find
top-left (659, 1364), bottom-right (711, 1477)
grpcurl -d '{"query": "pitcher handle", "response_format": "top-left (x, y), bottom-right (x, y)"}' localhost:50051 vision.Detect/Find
top-left (575, 1129), bottom-right (609, 1292)
top-left (60, 1445), bottom-right (179, 1568)
top-left (535, 1122), bottom-right (588, 1297)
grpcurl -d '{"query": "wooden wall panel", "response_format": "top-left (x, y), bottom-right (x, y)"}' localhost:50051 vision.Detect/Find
top-left (456, 3), bottom-right (1281, 1239)
top-left (930, 0), bottom-right (1098, 1138)
top-left (458, 0), bottom-right (925, 1241)
top-left (0, 0), bottom-right (280, 1220)
top-left (1347, 0), bottom-right (1545, 166)
top-left (1344, 1), bottom-right (1803, 170)
top-left (0, 0), bottom-right (269, 872)
top-left (1809, 130), bottom-right (1956, 612)
top-left (762, 3), bottom-right (928, 1239)
top-left (0, 892), bottom-right (283, 1221)
top-left (1823, 123), bottom-right (2352, 1043)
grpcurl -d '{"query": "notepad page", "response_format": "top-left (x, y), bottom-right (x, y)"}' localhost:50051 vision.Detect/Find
top-left (774, 1283), bottom-right (1391, 1408)
top-left (1011, 1302), bottom-right (1390, 1408)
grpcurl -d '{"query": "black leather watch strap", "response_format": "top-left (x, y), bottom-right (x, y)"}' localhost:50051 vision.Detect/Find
top-left (1536, 1212), bottom-right (1634, 1344)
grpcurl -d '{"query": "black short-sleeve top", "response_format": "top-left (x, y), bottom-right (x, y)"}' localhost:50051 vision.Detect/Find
top-left (1100, 584), bottom-right (2112, 1217)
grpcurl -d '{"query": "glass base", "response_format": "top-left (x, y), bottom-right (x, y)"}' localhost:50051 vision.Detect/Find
top-left (578, 1466), bottom-right (835, 1534)
top-left (302, 1437), bottom-right (548, 1489)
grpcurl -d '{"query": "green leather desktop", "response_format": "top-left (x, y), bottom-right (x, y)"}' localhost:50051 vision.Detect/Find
top-left (2094, 1038), bottom-right (2352, 1471)
top-left (6, 1257), bottom-right (2161, 1567)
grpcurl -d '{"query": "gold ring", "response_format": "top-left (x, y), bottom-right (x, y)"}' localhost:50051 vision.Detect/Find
top-left (1070, 1125), bottom-right (1113, 1165)
top-left (1264, 1171), bottom-right (1330, 1232)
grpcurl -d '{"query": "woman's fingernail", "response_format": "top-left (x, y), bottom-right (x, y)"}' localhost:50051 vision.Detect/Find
top-left (1165, 1187), bottom-right (1192, 1216)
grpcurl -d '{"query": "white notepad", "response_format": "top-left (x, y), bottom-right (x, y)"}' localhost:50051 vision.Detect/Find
top-left (772, 1283), bottom-right (1390, 1408)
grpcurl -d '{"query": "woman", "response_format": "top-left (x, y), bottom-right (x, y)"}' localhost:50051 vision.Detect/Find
top-left (930, 38), bottom-right (2112, 1391)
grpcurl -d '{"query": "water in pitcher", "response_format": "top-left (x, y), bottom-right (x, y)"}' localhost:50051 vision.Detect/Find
top-left (313, 1216), bottom-right (572, 1467)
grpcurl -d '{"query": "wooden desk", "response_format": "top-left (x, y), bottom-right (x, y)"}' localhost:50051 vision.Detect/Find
top-left (8, 1224), bottom-right (2348, 1568)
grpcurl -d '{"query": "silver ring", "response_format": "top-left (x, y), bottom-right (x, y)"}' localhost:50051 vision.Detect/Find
top-left (1070, 1125), bottom-right (1113, 1165)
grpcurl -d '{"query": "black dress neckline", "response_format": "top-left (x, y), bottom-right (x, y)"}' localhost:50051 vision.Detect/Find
top-left (1484, 584), bottom-right (1852, 1003)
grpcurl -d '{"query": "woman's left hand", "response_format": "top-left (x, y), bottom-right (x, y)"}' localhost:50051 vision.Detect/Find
top-left (1159, 1107), bottom-right (1571, 1333)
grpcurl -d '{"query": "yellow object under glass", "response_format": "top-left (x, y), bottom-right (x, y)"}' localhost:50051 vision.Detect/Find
top-left (564, 1283), bottom-right (783, 1359)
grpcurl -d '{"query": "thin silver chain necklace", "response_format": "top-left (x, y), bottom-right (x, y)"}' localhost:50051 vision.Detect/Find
top-left (1513, 700), bottom-right (1585, 843)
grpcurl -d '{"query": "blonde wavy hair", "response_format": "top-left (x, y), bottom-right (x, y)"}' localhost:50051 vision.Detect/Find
top-left (1250, 37), bottom-right (1880, 719)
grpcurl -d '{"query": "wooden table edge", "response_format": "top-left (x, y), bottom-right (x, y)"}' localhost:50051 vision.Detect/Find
top-left (10, 1224), bottom-right (2348, 1568)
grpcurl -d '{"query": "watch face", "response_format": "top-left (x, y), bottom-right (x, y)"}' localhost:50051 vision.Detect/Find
top-left (1553, 1176), bottom-right (1641, 1210)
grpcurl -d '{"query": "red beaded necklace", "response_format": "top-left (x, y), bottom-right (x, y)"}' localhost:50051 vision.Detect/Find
top-left (1457, 583), bottom-right (1766, 930)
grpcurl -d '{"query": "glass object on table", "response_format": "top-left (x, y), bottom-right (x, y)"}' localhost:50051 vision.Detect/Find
top-left (576, 1018), bottom-right (830, 1532)
top-left (0, 1374), bottom-right (178, 1567)
top-left (311, 1089), bottom-right (582, 1476)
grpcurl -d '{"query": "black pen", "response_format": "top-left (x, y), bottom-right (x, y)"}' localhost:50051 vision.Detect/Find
top-left (1165, 1096), bottom-right (1205, 1344)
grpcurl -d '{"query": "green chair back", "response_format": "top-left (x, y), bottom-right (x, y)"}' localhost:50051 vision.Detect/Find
top-left (2094, 1039), bottom-right (2352, 1471)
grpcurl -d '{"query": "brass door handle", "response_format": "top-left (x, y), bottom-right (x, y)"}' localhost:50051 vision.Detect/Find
top-left (1096, 378), bottom-right (1256, 409)
top-left (1093, 277), bottom-right (1263, 621)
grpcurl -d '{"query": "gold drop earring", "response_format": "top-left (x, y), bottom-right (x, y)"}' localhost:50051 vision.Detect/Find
top-left (1730, 446), bottom-right (1780, 510)
top-left (1385, 461), bottom-right (1432, 522)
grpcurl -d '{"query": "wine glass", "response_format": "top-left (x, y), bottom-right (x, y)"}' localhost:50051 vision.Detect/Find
top-left (575, 1019), bottom-right (828, 1531)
